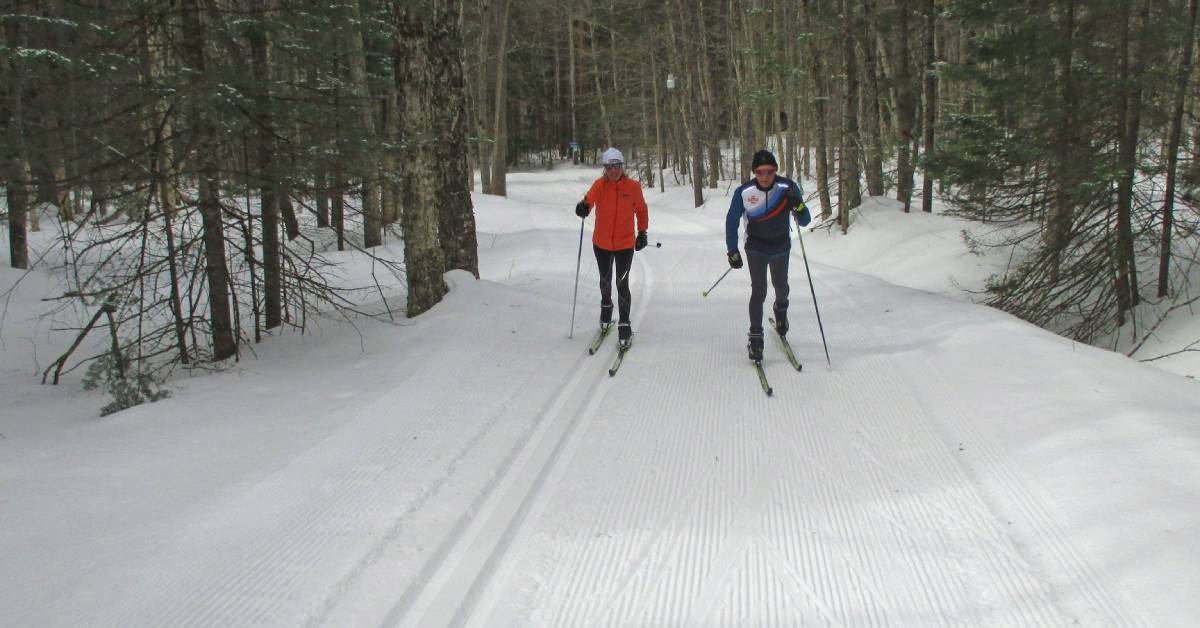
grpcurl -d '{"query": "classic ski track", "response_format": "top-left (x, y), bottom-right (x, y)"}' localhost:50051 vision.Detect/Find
top-left (812, 267), bottom-right (1149, 627)
top-left (74, 301), bottom-right (577, 627)
top-left (391, 251), bottom-right (658, 627)
top-left (461, 246), bottom-right (1140, 627)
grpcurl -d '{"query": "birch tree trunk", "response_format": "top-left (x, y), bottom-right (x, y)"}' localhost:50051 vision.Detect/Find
top-left (396, 5), bottom-right (448, 315)
top-left (430, 4), bottom-right (480, 276)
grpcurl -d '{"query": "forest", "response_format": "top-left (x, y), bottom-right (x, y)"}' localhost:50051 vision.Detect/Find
top-left (2, 0), bottom-right (1198, 406)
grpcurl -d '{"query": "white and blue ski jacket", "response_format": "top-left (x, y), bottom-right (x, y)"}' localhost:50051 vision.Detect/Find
top-left (725, 175), bottom-right (810, 257)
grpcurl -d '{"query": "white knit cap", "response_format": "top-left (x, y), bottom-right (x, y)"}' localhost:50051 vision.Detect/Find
top-left (601, 147), bottom-right (625, 165)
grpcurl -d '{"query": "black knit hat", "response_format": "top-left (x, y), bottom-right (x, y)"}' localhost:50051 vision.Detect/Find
top-left (751, 149), bottom-right (778, 170)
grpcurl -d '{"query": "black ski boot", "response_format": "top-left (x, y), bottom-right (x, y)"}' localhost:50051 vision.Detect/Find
top-left (773, 305), bottom-right (789, 337)
top-left (618, 323), bottom-right (633, 347)
top-left (748, 330), bottom-right (765, 363)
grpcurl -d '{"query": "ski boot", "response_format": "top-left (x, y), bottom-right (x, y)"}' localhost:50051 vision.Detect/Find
top-left (773, 303), bottom-right (789, 337)
top-left (618, 323), bottom-right (633, 348)
top-left (748, 330), bottom-right (765, 363)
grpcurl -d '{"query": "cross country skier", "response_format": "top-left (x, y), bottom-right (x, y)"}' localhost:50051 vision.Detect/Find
top-left (725, 149), bottom-right (811, 362)
top-left (575, 147), bottom-right (650, 348)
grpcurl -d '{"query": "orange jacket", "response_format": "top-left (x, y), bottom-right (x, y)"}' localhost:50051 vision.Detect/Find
top-left (584, 175), bottom-right (649, 251)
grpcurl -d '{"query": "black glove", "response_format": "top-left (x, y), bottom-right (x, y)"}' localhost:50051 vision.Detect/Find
top-left (727, 251), bottom-right (743, 269)
top-left (792, 201), bottom-right (811, 227)
top-left (575, 201), bottom-right (590, 218)
top-left (635, 231), bottom-right (648, 251)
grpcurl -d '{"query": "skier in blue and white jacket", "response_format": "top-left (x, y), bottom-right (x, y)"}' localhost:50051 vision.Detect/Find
top-left (725, 149), bottom-right (811, 363)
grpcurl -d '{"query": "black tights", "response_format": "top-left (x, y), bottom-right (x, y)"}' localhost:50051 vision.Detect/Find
top-left (748, 252), bottom-right (789, 332)
top-left (595, 245), bottom-right (634, 324)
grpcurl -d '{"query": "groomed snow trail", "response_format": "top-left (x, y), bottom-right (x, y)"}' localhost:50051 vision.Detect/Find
top-left (382, 173), bottom-right (1144, 627)
top-left (9, 167), bottom-right (1185, 627)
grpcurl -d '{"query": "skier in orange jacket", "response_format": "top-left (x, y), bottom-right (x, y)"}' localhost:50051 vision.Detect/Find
top-left (575, 147), bottom-right (649, 347)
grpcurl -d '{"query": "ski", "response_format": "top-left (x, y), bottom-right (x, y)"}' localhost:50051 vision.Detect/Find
top-left (587, 324), bottom-right (614, 355)
top-left (768, 318), bottom-right (803, 372)
top-left (609, 338), bottom-right (632, 376)
top-left (753, 360), bottom-right (773, 396)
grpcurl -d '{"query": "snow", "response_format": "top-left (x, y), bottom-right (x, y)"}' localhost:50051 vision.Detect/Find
top-left (2, 165), bottom-right (1199, 627)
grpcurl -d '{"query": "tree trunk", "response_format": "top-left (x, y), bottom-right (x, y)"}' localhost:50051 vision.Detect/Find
top-left (1115, 0), bottom-right (1149, 324)
top-left (920, 0), bottom-right (937, 213)
top-left (569, 3), bottom-right (579, 165)
top-left (861, 0), bottom-right (885, 196)
top-left (840, 0), bottom-right (862, 233)
top-left (2, 10), bottom-right (29, 269)
top-left (669, 0), bottom-right (703, 207)
top-left (140, 15), bottom-right (179, 221)
top-left (249, 0), bottom-right (282, 330)
top-left (589, 19), bottom-right (614, 147)
top-left (381, 86), bottom-right (400, 224)
top-left (346, 0), bottom-right (381, 248)
top-left (315, 167), bottom-right (330, 227)
top-left (477, 0), bottom-right (494, 189)
top-left (181, 0), bottom-right (237, 360)
top-left (652, 52), bottom-right (665, 193)
top-left (1046, 0), bottom-right (1078, 268)
top-left (396, 6), bottom-right (449, 316)
top-left (489, 0), bottom-right (514, 196)
top-left (429, 4), bottom-right (480, 276)
top-left (803, 0), bottom-right (833, 219)
top-left (895, 0), bottom-right (916, 210)
top-left (1159, 0), bottom-right (1198, 297)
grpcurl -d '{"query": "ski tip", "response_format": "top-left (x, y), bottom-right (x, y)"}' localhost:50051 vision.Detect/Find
top-left (767, 388), bottom-right (774, 396)
top-left (588, 348), bottom-right (597, 355)
top-left (608, 369), bottom-right (617, 376)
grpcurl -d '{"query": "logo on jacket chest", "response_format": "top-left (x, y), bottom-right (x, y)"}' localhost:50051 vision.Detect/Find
top-left (747, 194), bottom-right (760, 205)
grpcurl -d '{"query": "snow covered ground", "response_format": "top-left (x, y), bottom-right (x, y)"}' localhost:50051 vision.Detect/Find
top-left (2, 165), bottom-right (1199, 627)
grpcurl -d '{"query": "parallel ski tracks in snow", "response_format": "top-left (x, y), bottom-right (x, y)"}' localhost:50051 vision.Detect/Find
top-left (390, 253), bottom-right (659, 627)
top-left (457, 254), bottom-right (1145, 627)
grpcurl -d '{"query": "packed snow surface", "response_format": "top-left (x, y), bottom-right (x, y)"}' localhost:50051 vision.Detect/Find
top-left (2, 165), bottom-right (1198, 627)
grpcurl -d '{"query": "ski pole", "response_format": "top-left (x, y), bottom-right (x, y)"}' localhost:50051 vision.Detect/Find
top-left (569, 215), bottom-right (585, 338)
top-left (796, 230), bottom-right (831, 365)
top-left (702, 267), bottom-right (734, 297)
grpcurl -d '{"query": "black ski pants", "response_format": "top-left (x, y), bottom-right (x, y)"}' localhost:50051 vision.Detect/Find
top-left (595, 245), bottom-right (634, 325)
top-left (747, 251), bottom-right (789, 333)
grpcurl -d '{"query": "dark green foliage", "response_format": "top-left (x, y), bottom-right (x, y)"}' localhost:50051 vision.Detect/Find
top-left (82, 353), bottom-right (170, 417)
top-left (930, 0), bottom-right (1196, 343)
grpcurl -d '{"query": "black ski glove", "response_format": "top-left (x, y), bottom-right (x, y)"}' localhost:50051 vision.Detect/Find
top-left (575, 201), bottom-right (590, 218)
top-left (635, 231), bottom-right (648, 251)
top-left (728, 251), bottom-right (743, 269)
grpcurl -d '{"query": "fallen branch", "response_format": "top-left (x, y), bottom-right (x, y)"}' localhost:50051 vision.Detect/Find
top-left (42, 300), bottom-right (117, 385)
